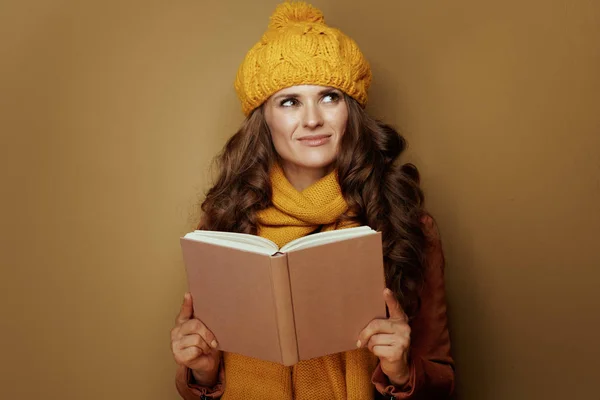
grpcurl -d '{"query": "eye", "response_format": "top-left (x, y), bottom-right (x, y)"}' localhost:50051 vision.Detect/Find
top-left (322, 92), bottom-right (340, 103)
top-left (280, 98), bottom-right (298, 107)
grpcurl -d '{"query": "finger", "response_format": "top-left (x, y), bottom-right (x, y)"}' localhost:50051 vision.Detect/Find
top-left (176, 333), bottom-right (212, 355)
top-left (357, 319), bottom-right (395, 348)
top-left (367, 329), bottom-right (411, 351)
top-left (371, 344), bottom-right (395, 359)
top-left (170, 325), bottom-right (180, 342)
top-left (366, 333), bottom-right (395, 352)
top-left (384, 288), bottom-right (407, 321)
top-left (371, 345), bottom-right (405, 362)
top-left (179, 318), bottom-right (219, 349)
top-left (175, 292), bottom-right (194, 325)
top-left (175, 346), bottom-right (203, 365)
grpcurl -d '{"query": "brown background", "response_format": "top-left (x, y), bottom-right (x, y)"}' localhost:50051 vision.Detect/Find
top-left (1, 0), bottom-right (599, 399)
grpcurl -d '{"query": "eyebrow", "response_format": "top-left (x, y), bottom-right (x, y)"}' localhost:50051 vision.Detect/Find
top-left (272, 88), bottom-right (341, 102)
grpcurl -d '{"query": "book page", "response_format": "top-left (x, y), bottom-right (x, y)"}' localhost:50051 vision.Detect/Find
top-left (280, 226), bottom-right (376, 253)
top-left (184, 231), bottom-right (279, 255)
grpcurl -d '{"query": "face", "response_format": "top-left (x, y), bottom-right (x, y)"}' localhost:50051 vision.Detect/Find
top-left (263, 85), bottom-right (348, 176)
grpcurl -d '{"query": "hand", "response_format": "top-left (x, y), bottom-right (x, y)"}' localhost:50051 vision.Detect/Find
top-left (357, 288), bottom-right (411, 386)
top-left (170, 292), bottom-right (221, 386)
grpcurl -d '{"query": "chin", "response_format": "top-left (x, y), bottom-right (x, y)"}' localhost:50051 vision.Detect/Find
top-left (293, 148), bottom-right (337, 169)
top-left (293, 158), bottom-right (336, 171)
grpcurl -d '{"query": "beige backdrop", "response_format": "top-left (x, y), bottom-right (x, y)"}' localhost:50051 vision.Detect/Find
top-left (1, 0), bottom-right (599, 399)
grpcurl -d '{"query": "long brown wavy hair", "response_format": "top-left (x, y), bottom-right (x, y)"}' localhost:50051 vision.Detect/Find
top-left (199, 94), bottom-right (427, 317)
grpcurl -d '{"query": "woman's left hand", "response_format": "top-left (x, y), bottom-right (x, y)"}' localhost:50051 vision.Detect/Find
top-left (357, 288), bottom-right (411, 386)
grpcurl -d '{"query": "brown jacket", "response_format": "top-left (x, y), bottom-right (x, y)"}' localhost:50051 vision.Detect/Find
top-left (175, 216), bottom-right (455, 399)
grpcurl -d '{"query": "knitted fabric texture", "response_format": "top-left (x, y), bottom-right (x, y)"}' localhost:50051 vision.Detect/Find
top-left (234, 1), bottom-right (372, 116)
top-left (221, 164), bottom-right (378, 399)
top-left (256, 163), bottom-right (354, 246)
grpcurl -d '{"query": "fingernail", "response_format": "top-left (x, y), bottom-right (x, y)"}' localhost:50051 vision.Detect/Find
top-left (211, 340), bottom-right (218, 348)
top-left (184, 292), bottom-right (189, 300)
top-left (356, 340), bottom-right (361, 348)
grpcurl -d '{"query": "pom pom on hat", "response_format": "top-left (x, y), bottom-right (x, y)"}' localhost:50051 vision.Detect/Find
top-left (268, 1), bottom-right (325, 30)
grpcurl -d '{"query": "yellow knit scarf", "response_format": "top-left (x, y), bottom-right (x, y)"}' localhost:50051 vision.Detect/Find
top-left (221, 164), bottom-right (378, 400)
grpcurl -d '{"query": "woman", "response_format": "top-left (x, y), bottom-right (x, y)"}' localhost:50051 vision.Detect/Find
top-left (170, 2), bottom-right (454, 399)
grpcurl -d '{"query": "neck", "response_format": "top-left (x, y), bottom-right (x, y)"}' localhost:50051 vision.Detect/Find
top-left (279, 161), bottom-right (333, 191)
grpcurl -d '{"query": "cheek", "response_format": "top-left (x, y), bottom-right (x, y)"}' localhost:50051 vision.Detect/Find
top-left (269, 125), bottom-right (291, 151)
top-left (267, 112), bottom-right (297, 141)
top-left (339, 119), bottom-right (348, 138)
top-left (332, 107), bottom-right (349, 137)
top-left (266, 114), bottom-right (296, 158)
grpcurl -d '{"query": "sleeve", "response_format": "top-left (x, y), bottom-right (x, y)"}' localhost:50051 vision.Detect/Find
top-left (372, 215), bottom-right (455, 399)
top-left (175, 363), bottom-right (225, 400)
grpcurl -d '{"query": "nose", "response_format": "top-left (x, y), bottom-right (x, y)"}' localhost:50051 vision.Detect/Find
top-left (302, 102), bottom-right (324, 130)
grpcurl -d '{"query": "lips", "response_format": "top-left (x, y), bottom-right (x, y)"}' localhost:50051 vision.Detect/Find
top-left (298, 134), bottom-right (331, 140)
top-left (297, 134), bottom-right (332, 147)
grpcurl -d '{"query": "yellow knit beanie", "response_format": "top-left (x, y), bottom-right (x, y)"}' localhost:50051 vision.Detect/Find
top-left (234, 1), bottom-right (372, 116)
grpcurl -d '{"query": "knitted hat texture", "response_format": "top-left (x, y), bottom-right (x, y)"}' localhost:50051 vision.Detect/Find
top-left (234, 1), bottom-right (372, 115)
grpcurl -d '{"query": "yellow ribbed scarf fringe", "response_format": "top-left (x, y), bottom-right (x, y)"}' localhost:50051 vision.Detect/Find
top-left (221, 164), bottom-right (378, 400)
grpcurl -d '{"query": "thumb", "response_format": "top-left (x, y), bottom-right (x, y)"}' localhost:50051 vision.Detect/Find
top-left (384, 288), bottom-right (406, 320)
top-left (176, 292), bottom-right (194, 324)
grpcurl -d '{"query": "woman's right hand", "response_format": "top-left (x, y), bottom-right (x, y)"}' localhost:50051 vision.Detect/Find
top-left (171, 292), bottom-right (221, 386)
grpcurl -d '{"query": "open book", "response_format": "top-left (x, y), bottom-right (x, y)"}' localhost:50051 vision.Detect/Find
top-left (180, 226), bottom-right (386, 365)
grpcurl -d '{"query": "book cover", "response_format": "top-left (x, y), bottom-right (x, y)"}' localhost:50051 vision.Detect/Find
top-left (180, 228), bottom-right (386, 365)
